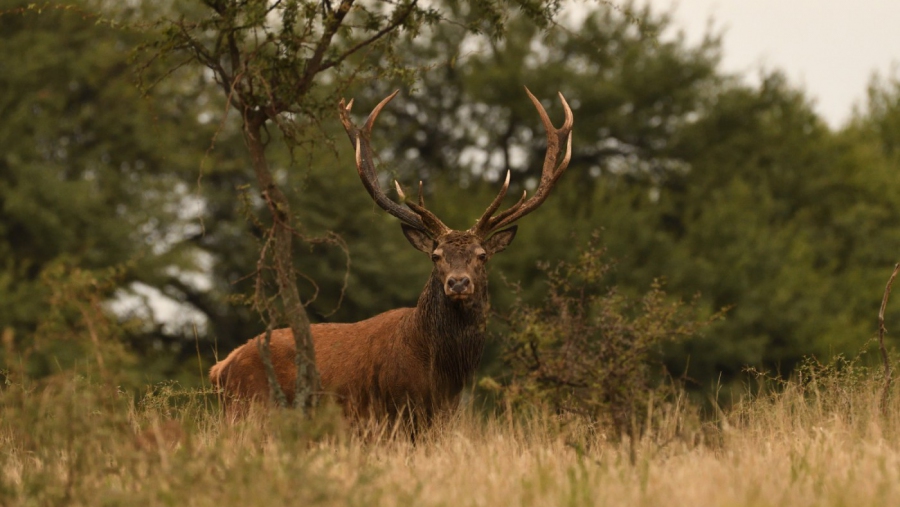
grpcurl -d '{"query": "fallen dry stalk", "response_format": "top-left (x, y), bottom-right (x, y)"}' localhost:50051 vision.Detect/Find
top-left (877, 263), bottom-right (899, 415)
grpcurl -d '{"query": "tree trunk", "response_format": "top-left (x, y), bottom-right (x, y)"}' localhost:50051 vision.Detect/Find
top-left (243, 111), bottom-right (321, 413)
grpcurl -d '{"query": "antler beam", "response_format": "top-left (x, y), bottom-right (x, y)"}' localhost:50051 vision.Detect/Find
top-left (339, 91), bottom-right (449, 237)
top-left (472, 87), bottom-right (574, 237)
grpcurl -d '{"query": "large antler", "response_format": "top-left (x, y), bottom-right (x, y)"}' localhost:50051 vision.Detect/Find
top-left (339, 91), bottom-right (449, 237)
top-left (472, 88), bottom-right (574, 237)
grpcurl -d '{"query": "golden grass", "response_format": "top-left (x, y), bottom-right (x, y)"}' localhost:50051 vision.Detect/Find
top-left (2, 370), bottom-right (900, 507)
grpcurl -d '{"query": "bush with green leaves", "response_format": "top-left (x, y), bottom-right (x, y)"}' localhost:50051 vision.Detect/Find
top-left (489, 237), bottom-right (721, 438)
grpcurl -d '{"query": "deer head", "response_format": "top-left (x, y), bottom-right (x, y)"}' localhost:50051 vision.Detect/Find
top-left (338, 88), bottom-right (573, 304)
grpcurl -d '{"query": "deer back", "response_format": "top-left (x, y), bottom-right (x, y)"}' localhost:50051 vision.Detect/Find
top-left (211, 308), bottom-right (424, 418)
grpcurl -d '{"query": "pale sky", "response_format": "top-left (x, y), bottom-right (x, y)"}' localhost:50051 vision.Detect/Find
top-left (644, 0), bottom-right (900, 128)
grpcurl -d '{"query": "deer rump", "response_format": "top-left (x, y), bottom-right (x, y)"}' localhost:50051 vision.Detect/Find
top-left (210, 308), bottom-right (466, 422)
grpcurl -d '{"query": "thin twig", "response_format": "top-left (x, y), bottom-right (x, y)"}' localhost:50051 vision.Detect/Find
top-left (78, 304), bottom-right (107, 379)
top-left (878, 263), bottom-right (899, 416)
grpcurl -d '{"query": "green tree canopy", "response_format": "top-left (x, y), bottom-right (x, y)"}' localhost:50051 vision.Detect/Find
top-left (0, 0), bottom-right (231, 381)
top-left (4, 0), bottom-right (900, 396)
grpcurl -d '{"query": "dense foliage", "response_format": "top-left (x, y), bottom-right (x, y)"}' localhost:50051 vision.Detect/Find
top-left (2, 0), bottom-right (900, 400)
top-left (488, 237), bottom-right (718, 437)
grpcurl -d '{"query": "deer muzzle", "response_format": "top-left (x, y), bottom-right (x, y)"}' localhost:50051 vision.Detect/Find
top-left (445, 275), bottom-right (473, 298)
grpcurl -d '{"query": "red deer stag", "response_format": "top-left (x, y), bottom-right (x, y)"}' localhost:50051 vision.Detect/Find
top-left (210, 88), bottom-right (573, 427)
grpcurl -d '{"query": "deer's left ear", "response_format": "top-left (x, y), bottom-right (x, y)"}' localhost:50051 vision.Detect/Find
top-left (484, 226), bottom-right (517, 255)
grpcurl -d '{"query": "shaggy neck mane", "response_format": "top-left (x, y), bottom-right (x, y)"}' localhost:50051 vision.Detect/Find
top-left (405, 269), bottom-right (489, 393)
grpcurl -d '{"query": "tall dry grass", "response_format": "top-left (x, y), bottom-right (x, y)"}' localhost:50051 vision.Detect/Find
top-left (2, 361), bottom-right (899, 507)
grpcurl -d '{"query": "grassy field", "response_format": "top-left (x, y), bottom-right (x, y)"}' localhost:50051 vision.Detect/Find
top-left (2, 364), bottom-right (899, 507)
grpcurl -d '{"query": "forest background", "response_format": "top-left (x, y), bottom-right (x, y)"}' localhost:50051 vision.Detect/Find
top-left (3, 0), bottom-right (900, 402)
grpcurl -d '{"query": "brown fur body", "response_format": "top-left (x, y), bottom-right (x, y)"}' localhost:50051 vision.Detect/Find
top-left (210, 256), bottom-right (491, 424)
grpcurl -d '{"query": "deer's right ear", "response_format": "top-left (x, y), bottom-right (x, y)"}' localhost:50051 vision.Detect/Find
top-left (401, 224), bottom-right (434, 254)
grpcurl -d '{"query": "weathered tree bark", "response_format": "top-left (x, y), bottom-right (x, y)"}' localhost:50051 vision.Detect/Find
top-left (243, 110), bottom-right (321, 412)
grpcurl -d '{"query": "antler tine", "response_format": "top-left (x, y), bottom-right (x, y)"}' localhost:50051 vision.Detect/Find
top-left (473, 88), bottom-right (574, 237)
top-left (339, 92), bottom-right (449, 236)
top-left (524, 87), bottom-right (573, 193)
top-left (484, 188), bottom-right (527, 227)
top-left (471, 170), bottom-right (510, 234)
top-left (394, 180), bottom-right (407, 201)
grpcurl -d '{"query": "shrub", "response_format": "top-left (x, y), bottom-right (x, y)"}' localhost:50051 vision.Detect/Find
top-left (489, 237), bottom-right (721, 439)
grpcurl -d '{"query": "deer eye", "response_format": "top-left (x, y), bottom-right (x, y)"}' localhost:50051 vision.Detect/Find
top-left (431, 253), bottom-right (441, 262)
top-left (477, 252), bottom-right (487, 261)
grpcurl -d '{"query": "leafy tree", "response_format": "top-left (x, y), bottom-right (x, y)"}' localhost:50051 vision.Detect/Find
top-left (0, 0), bottom-right (224, 382)
top-left (853, 71), bottom-right (900, 158)
top-left (656, 72), bottom-right (900, 382)
top-left (9, 0), bottom-right (899, 400)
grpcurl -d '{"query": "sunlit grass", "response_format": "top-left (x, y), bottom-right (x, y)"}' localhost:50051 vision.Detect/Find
top-left (2, 364), bottom-right (899, 507)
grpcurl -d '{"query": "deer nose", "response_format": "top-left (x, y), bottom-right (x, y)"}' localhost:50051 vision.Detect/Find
top-left (446, 276), bottom-right (471, 294)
